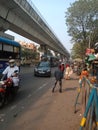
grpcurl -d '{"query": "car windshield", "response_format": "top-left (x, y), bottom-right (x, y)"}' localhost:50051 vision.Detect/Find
top-left (39, 62), bottom-right (50, 67)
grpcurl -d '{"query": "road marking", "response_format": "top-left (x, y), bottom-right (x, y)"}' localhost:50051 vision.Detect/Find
top-left (0, 81), bottom-right (53, 118)
top-left (33, 83), bottom-right (48, 94)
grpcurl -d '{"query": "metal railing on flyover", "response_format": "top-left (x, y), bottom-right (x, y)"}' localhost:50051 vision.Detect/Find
top-left (15, 0), bottom-right (69, 56)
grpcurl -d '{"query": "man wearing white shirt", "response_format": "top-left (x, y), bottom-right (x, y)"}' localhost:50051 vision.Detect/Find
top-left (2, 59), bottom-right (19, 87)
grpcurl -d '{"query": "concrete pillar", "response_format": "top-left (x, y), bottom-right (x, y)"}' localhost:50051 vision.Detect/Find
top-left (59, 54), bottom-right (67, 62)
top-left (40, 44), bottom-right (47, 56)
top-left (54, 51), bottom-right (58, 57)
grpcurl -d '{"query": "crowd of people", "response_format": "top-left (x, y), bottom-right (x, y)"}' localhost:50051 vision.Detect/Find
top-left (52, 61), bottom-right (74, 93)
top-left (52, 42), bottom-right (98, 95)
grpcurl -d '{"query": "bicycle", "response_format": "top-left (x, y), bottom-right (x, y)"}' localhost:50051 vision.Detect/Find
top-left (79, 78), bottom-right (98, 130)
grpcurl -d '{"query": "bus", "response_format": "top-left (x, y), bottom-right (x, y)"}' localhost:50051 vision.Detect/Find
top-left (49, 56), bottom-right (60, 67)
top-left (41, 55), bottom-right (59, 67)
top-left (0, 37), bottom-right (21, 76)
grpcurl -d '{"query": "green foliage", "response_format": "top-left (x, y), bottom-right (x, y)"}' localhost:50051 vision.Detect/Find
top-left (21, 47), bottom-right (39, 60)
top-left (71, 41), bottom-right (87, 59)
top-left (65, 0), bottom-right (98, 58)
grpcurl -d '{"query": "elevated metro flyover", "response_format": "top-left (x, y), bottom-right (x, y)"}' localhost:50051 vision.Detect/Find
top-left (0, 0), bottom-right (70, 58)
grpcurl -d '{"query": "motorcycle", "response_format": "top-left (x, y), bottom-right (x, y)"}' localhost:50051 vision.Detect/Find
top-left (0, 77), bottom-right (19, 108)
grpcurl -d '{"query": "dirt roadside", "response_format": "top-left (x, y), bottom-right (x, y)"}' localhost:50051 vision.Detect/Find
top-left (7, 73), bottom-right (82, 130)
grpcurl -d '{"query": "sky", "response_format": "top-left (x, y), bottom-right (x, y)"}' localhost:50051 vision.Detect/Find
top-left (6, 0), bottom-right (76, 53)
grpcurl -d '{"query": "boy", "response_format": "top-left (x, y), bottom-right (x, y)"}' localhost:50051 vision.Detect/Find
top-left (52, 65), bottom-right (63, 93)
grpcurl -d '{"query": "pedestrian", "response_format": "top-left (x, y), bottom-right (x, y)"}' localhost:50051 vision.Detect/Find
top-left (60, 63), bottom-right (65, 78)
top-left (64, 64), bottom-right (73, 80)
top-left (52, 65), bottom-right (63, 93)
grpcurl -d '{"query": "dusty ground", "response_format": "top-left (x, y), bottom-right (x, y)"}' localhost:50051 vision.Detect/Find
top-left (7, 73), bottom-right (82, 130)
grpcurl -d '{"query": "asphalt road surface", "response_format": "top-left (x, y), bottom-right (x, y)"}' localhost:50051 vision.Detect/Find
top-left (0, 66), bottom-right (82, 130)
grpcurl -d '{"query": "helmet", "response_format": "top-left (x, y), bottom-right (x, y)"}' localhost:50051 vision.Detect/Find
top-left (9, 59), bottom-right (15, 67)
top-left (9, 59), bottom-right (15, 63)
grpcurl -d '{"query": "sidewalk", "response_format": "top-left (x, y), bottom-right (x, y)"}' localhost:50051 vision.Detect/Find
top-left (8, 73), bottom-right (82, 130)
top-left (42, 73), bottom-right (82, 130)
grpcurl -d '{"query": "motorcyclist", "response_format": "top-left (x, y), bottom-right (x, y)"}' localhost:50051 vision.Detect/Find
top-left (1, 59), bottom-right (19, 87)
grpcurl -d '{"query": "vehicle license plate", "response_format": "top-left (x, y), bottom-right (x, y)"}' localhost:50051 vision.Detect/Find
top-left (39, 71), bottom-right (45, 74)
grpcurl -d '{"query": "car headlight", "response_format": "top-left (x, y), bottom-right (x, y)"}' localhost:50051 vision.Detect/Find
top-left (47, 69), bottom-right (51, 72)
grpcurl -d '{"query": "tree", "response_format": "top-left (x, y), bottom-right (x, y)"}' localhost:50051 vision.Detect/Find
top-left (21, 47), bottom-right (39, 60)
top-left (71, 41), bottom-right (86, 60)
top-left (65, 0), bottom-right (98, 46)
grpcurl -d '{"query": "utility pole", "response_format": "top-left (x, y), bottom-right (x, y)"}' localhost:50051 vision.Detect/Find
top-left (89, 35), bottom-right (91, 48)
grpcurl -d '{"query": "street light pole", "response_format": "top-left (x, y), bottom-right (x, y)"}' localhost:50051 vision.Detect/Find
top-left (89, 35), bottom-right (91, 48)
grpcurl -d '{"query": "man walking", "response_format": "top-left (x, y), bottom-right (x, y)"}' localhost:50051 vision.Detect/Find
top-left (52, 65), bottom-right (63, 93)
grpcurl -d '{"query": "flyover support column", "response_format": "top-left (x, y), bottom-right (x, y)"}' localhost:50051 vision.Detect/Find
top-left (59, 54), bottom-right (63, 62)
top-left (59, 54), bottom-right (67, 63)
top-left (40, 44), bottom-right (47, 56)
top-left (54, 51), bottom-right (59, 57)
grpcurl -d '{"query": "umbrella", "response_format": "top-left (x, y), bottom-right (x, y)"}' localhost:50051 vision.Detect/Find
top-left (88, 54), bottom-right (96, 61)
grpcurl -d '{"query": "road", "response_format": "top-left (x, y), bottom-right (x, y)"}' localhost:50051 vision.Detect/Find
top-left (0, 66), bottom-right (82, 130)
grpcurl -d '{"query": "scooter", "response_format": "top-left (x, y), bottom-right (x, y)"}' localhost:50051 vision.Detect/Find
top-left (0, 77), bottom-right (19, 108)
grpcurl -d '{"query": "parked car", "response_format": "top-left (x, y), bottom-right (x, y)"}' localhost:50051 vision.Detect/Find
top-left (34, 61), bottom-right (51, 77)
